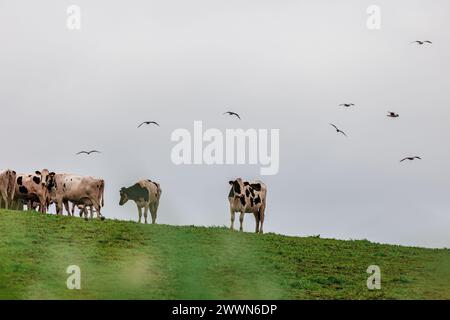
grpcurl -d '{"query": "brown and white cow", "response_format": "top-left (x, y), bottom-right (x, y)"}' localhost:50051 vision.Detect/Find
top-left (0, 169), bottom-right (17, 209)
top-left (119, 179), bottom-right (162, 224)
top-left (14, 169), bottom-right (56, 213)
top-left (228, 178), bottom-right (267, 233)
top-left (50, 174), bottom-right (105, 219)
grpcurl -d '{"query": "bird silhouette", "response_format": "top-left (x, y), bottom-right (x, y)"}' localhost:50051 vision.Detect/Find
top-left (223, 111), bottom-right (241, 119)
top-left (76, 150), bottom-right (101, 155)
top-left (400, 156), bottom-right (421, 162)
top-left (138, 121), bottom-right (160, 128)
top-left (411, 40), bottom-right (432, 45)
top-left (329, 123), bottom-right (347, 137)
top-left (339, 103), bottom-right (355, 108)
top-left (387, 111), bottom-right (399, 118)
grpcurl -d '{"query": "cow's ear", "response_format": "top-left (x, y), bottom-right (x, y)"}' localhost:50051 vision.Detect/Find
top-left (250, 183), bottom-right (261, 191)
top-left (243, 182), bottom-right (250, 186)
top-left (12, 171), bottom-right (16, 175)
top-left (228, 180), bottom-right (234, 185)
top-left (49, 172), bottom-right (55, 177)
top-left (35, 171), bottom-right (41, 175)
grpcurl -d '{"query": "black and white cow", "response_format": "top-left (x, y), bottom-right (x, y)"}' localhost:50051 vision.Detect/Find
top-left (14, 169), bottom-right (56, 213)
top-left (119, 179), bottom-right (162, 224)
top-left (228, 178), bottom-right (267, 233)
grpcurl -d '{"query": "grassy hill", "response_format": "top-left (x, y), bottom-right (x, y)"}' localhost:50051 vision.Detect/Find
top-left (0, 209), bottom-right (449, 300)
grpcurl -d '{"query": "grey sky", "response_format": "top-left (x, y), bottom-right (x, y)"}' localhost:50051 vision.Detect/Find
top-left (1, 0), bottom-right (449, 248)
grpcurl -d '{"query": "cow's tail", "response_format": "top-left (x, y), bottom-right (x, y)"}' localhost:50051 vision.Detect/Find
top-left (156, 183), bottom-right (162, 200)
top-left (100, 180), bottom-right (105, 207)
top-left (150, 180), bottom-right (162, 200)
top-left (8, 171), bottom-right (17, 204)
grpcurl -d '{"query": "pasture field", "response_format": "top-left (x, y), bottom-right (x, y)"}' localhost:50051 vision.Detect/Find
top-left (0, 209), bottom-right (449, 299)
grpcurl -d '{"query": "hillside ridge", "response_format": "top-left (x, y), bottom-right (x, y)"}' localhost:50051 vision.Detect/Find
top-left (1, 209), bottom-right (449, 299)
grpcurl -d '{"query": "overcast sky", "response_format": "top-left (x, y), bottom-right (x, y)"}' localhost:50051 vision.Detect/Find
top-left (1, 0), bottom-right (449, 248)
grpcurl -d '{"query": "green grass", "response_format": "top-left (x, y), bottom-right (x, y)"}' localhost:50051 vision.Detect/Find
top-left (0, 209), bottom-right (449, 300)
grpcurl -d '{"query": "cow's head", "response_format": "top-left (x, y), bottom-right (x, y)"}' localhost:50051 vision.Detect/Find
top-left (5, 169), bottom-right (12, 177)
top-left (34, 169), bottom-right (55, 188)
top-left (35, 169), bottom-right (56, 203)
top-left (119, 187), bottom-right (128, 206)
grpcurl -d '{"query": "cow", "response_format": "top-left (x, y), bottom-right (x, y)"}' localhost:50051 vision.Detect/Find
top-left (228, 178), bottom-right (267, 233)
top-left (71, 203), bottom-right (96, 219)
top-left (0, 169), bottom-right (17, 209)
top-left (50, 174), bottom-right (105, 219)
top-left (119, 179), bottom-right (162, 224)
top-left (14, 170), bottom-right (55, 213)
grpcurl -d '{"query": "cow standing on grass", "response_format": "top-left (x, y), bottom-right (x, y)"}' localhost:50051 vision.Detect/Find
top-left (119, 179), bottom-right (162, 224)
top-left (13, 170), bottom-right (55, 213)
top-left (228, 178), bottom-right (267, 233)
top-left (50, 174), bottom-right (105, 219)
top-left (0, 169), bottom-right (17, 209)
top-left (71, 203), bottom-right (96, 218)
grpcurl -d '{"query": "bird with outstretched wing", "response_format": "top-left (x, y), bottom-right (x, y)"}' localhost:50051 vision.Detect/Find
top-left (138, 121), bottom-right (160, 128)
top-left (223, 111), bottom-right (241, 119)
top-left (329, 123), bottom-right (347, 137)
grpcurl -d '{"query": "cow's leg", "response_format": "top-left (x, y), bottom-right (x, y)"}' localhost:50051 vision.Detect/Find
top-left (96, 203), bottom-right (102, 218)
top-left (259, 205), bottom-right (265, 234)
top-left (253, 212), bottom-right (260, 233)
top-left (88, 197), bottom-right (102, 219)
top-left (0, 190), bottom-right (8, 209)
top-left (64, 201), bottom-right (71, 216)
top-left (137, 205), bottom-right (142, 223)
top-left (82, 207), bottom-right (88, 219)
top-left (39, 199), bottom-right (47, 213)
top-left (55, 200), bottom-right (63, 215)
top-left (71, 203), bottom-right (77, 216)
top-left (39, 196), bottom-right (47, 213)
top-left (230, 208), bottom-right (235, 230)
top-left (0, 196), bottom-right (3, 209)
top-left (95, 204), bottom-right (101, 219)
top-left (150, 203), bottom-right (158, 224)
top-left (89, 206), bottom-right (95, 219)
top-left (143, 204), bottom-right (149, 224)
top-left (239, 211), bottom-right (245, 232)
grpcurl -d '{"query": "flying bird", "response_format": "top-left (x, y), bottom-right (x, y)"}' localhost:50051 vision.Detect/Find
top-left (400, 156), bottom-right (422, 162)
top-left (339, 103), bottom-right (355, 108)
top-left (329, 123), bottom-right (347, 137)
top-left (387, 111), bottom-right (399, 118)
top-left (138, 121), bottom-right (160, 128)
top-left (223, 111), bottom-right (241, 119)
top-left (411, 40), bottom-right (432, 45)
top-left (76, 150), bottom-right (101, 155)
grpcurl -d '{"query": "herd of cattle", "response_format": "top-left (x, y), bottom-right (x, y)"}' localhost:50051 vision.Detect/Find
top-left (0, 169), bottom-right (105, 219)
top-left (0, 169), bottom-right (268, 233)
